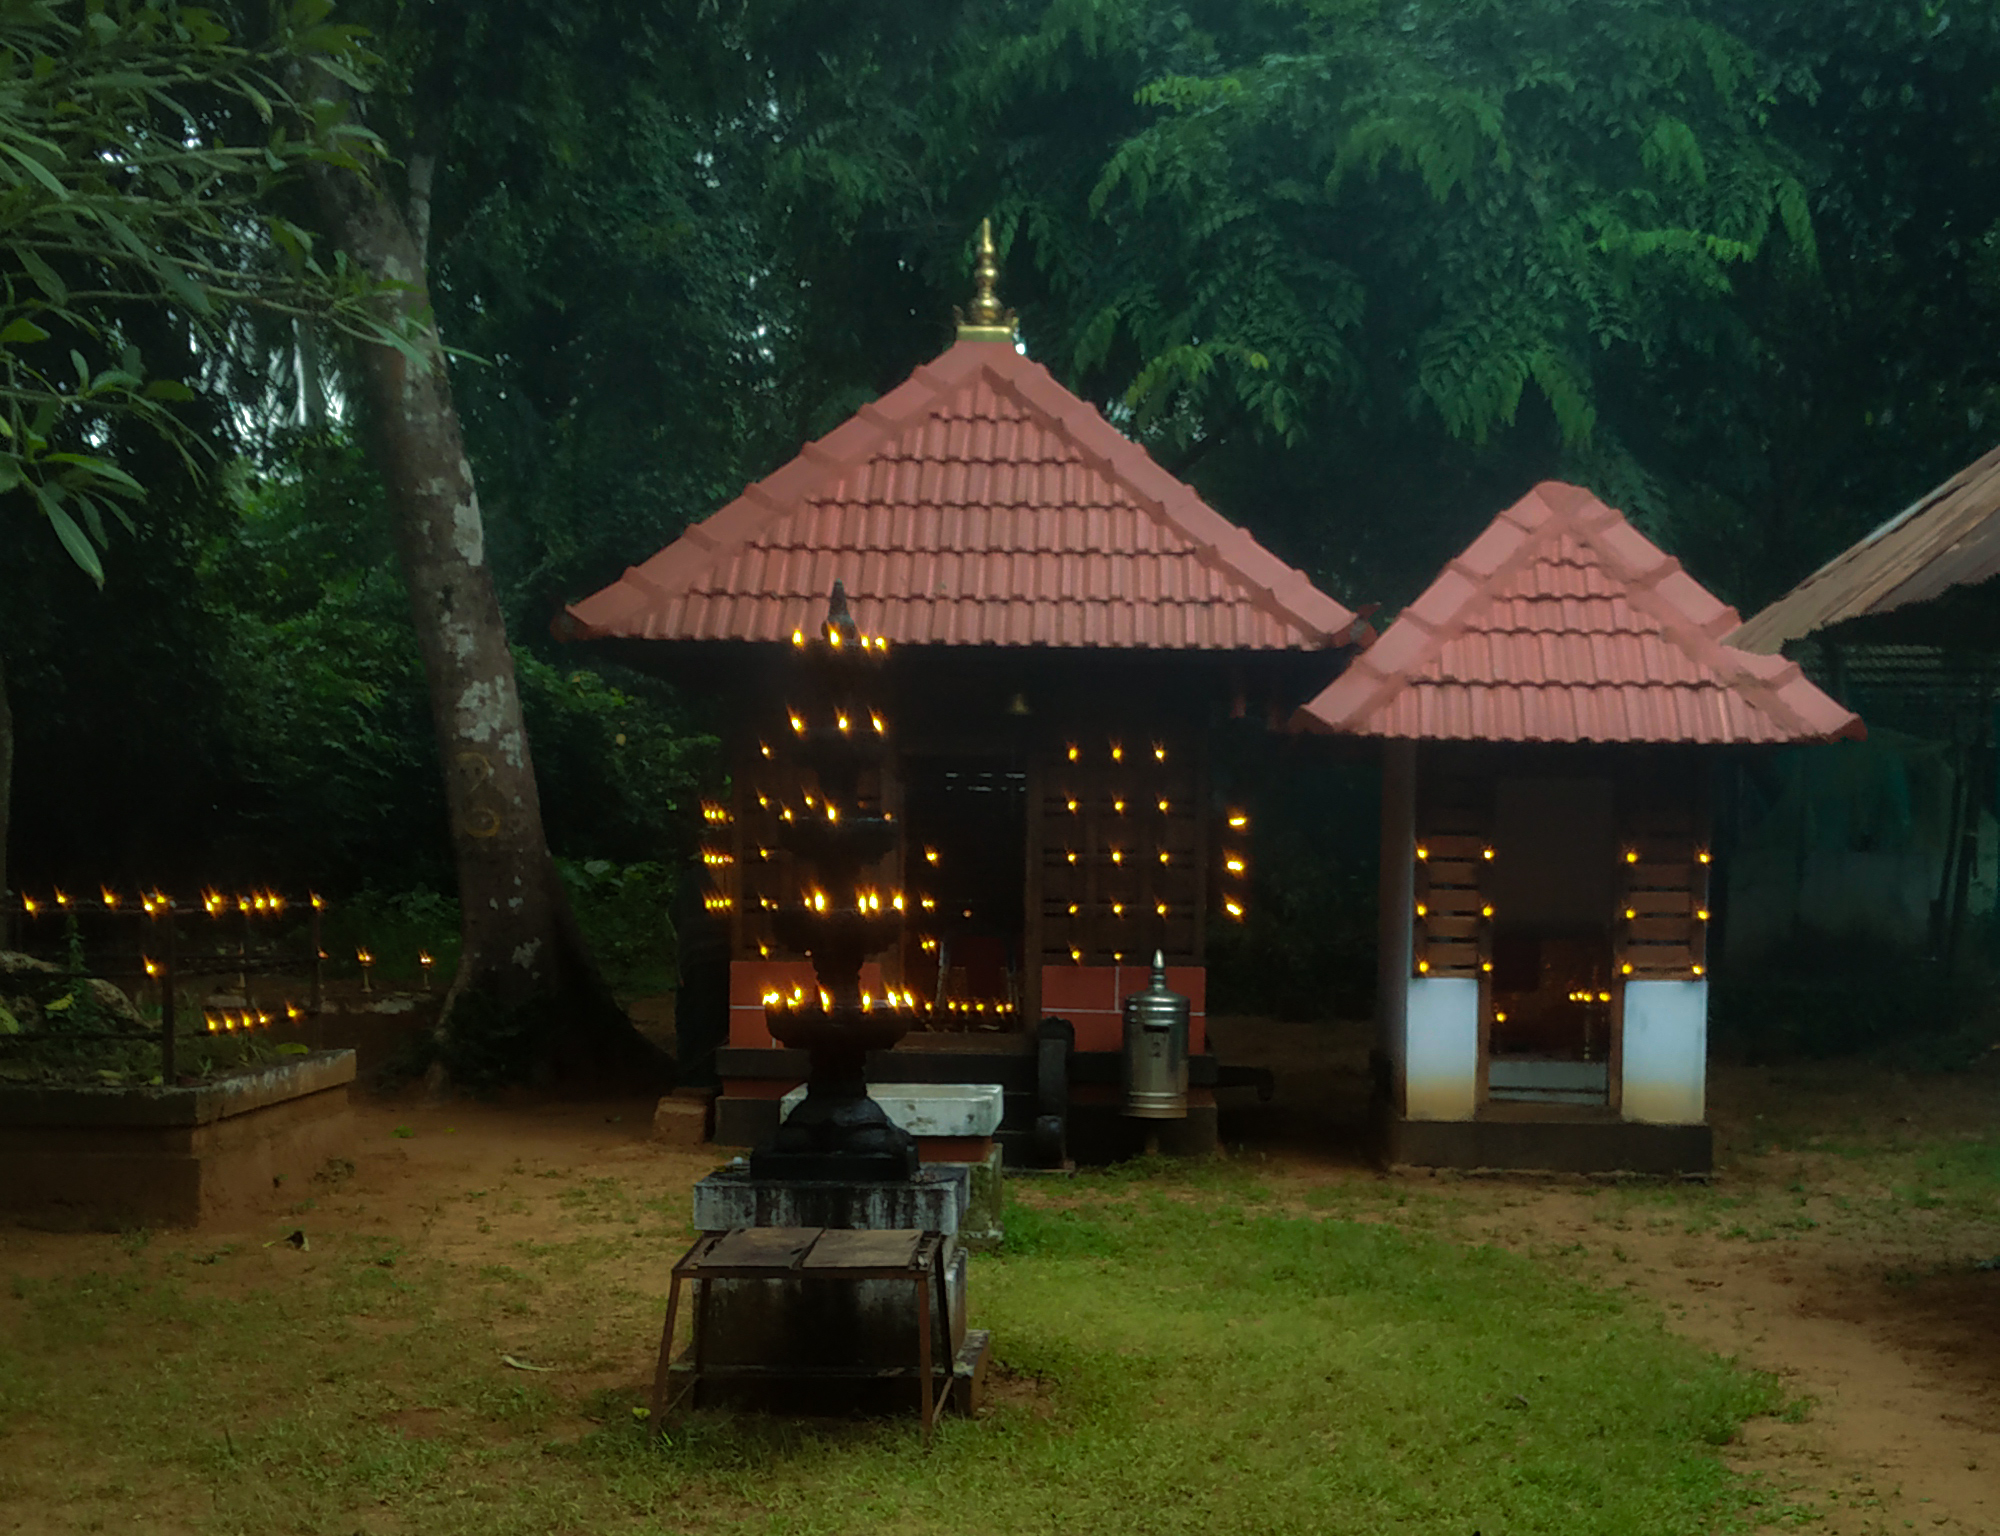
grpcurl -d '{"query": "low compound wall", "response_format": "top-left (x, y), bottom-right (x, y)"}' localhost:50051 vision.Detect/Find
top-left (0, 1050), bottom-right (357, 1230)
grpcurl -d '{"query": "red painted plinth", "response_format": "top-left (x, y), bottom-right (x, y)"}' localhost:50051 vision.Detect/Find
top-left (1039, 964), bottom-right (1206, 1053)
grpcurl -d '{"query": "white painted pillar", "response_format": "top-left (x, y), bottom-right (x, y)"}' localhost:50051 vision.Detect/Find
top-left (1621, 980), bottom-right (1708, 1124)
top-left (1378, 741), bottom-right (1416, 1113)
top-left (1406, 977), bottom-right (1480, 1120)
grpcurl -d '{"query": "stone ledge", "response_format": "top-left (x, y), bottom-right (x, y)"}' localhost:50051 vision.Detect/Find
top-left (0, 1050), bottom-right (357, 1128)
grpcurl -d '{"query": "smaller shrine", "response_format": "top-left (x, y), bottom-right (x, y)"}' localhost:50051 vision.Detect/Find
top-left (1295, 481), bottom-right (1862, 1174)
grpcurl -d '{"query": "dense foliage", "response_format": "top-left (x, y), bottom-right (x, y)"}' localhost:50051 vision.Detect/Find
top-left (8, 0), bottom-right (2000, 1019)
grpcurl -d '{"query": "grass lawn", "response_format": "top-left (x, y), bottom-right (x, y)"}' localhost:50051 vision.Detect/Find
top-left (0, 1150), bottom-right (1791, 1536)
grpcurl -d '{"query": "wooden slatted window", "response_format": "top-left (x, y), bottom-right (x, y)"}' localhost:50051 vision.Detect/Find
top-left (1614, 768), bottom-right (1710, 980)
top-left (1039, 739), bottom-right (1201, 965)
top-left (1413, 774), bottom-right (1493, 978)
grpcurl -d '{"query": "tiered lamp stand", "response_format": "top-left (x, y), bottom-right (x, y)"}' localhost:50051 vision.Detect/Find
top-left (656, 584), bottom-right (990, 1434)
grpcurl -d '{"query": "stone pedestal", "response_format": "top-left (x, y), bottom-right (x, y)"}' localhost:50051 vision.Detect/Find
top-left (692, 1162), bottom-right (968, 1233)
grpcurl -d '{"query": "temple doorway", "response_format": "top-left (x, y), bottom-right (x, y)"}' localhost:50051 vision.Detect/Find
top-left (900, 755), bottom-right (1029, 1024)
top-left (1485, 777), bottom-right (1616, 1106)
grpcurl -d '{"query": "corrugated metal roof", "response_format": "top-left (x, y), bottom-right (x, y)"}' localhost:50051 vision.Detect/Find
top-left (560, 338), bottom-right (1362, 651)
top-left (1294, 481), bottom-right (1863, 744)
top-left (1730, 444), bottom-right (2000, 654)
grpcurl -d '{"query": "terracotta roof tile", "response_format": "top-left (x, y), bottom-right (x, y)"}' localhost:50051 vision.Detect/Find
top-left (561, 339), bottom-right (1361, 651)
top-left (1295, 481), bottom-right (1863, 745)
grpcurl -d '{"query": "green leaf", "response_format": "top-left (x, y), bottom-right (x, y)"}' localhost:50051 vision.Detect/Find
top-left (0, 317), bottom-right (50, 345)
top-left (142, 378), bottom-right (195, 402)
top-left (12, 245), bottom-right (65, 301)
top-left (0, 140), bottom-right (68, 199)
top-left (37, 489), bottom-right (105, 585)
top-left (74, 490), bottom-right (107, 546)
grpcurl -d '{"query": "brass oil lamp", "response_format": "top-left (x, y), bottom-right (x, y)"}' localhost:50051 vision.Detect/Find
top-left (750, 583), bottom-right (919, 1181)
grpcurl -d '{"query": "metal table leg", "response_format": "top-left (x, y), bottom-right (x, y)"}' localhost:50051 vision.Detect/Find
top-left (650, 1273), bottom-right (684, 1440)
top-left (915, 1260), bottom-right (934, 1446)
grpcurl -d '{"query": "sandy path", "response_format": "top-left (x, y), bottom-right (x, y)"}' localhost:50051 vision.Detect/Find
top-left (1211, 1020), bottom-right (2000, 1533)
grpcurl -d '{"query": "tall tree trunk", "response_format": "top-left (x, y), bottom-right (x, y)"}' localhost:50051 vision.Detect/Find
top-left (0, 644), bottom-right (12, 912)
top-left (303, 111), bottom-right (661, 1088)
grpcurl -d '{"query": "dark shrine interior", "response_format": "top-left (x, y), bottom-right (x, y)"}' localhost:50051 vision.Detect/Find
top-left (900, 756), bottom-right (1028, 1021)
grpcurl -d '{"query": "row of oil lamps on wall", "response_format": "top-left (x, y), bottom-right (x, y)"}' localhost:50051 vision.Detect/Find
top-left (13, 887), bottom-right (309, 917)
top-left (10, 888), bottom-right (437, 993)
top-left (704, 734), bottom-right (1252, 993)
top-left (1411, 843), bottom-right (1713, 979)
top-left (758, 982), bottom-right (1017, 1016)
top-left (1413, 845), bottom-right (1713, 866)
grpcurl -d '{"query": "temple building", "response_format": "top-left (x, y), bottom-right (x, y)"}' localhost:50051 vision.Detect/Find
top-left (1294, 481), bottom-right (1862, 1173)
top-left (560, 230), bottom-right (1365, 1160)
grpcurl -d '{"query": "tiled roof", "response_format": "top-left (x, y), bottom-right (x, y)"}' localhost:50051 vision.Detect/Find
top-left (1730, 444), bottom-right (2000, 653)
top-left (1294, 481), bottom-right (1864, 744)
top-left (559, 338), bottom-right (1361, 651)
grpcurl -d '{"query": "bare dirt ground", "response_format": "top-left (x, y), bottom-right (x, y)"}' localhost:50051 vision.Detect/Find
top-left (1213, 1018), bottom-right (2000, 1535)
top-left (2, 1022), bottom-right (1995, 1534)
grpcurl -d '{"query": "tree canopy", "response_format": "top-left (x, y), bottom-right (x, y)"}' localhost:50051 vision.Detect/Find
top-left (8, 0), bottom-right (2000, 1001)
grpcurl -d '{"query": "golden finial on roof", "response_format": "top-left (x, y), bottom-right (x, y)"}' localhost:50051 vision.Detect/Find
top-left (955, 217), bottom-right (1017, 342)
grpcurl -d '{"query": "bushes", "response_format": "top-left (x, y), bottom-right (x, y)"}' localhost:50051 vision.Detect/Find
top-left (1710, 931), bottom-right (2000, 1069)
top-left (317, 862), bottom-right (676, 999)
top-left (554, 858), bottom-right (676, 995)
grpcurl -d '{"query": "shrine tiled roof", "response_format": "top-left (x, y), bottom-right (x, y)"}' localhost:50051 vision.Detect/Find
top-left (1731, 443), bottom-right (2000, 653)
top-left (559, 338), bottom-right (1362, 652)
top-left (1294, 481), bottom-right (1864, 744)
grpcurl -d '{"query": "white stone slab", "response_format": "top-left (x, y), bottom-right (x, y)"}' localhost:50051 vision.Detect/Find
top-left (778, 1082), bottom-right (1004, 1138)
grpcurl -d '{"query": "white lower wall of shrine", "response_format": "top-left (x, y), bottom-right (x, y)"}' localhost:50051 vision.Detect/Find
top-left (1404, 976), bottom-right (1479, 1120)
top-left (1621, 979), bottom-right (1707, 1124)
